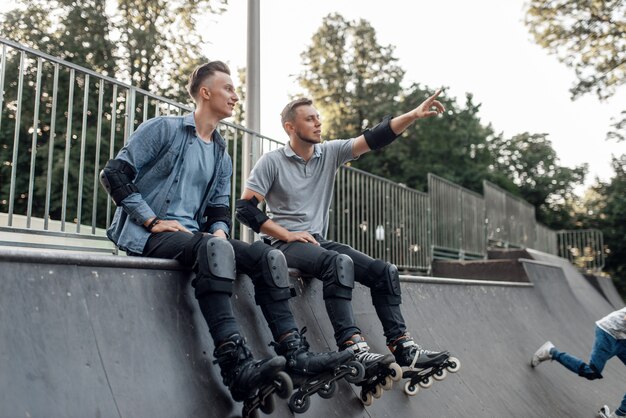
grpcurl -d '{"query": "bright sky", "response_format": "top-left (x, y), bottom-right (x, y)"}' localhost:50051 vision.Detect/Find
top-left (200, 0), bottom-right (626, 190)
top-left (2, 0), bottom-right (626, 190)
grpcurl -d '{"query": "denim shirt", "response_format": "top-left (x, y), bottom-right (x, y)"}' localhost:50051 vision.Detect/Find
top-left (106, 113), bottom-right (232, 254)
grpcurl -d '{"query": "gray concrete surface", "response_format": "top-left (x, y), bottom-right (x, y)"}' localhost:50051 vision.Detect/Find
top-left (1, 247), bottom-right (625, 418)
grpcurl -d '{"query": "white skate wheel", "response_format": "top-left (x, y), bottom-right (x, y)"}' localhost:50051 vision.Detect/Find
top-left (360, 388), bottom-right (374, 406)
top-left (372, 384), bottom-right (383, 399)
top-left (433, 369), bottom-right (447, 381)
top-left (381, 375), bottom-right (393, 390)
top-left (418, 376), bottom-right (433, 388)
top-left (404, 380), bottom-right (419, 396)
top-left (388, 362), bottom-right (403, 382)
top-left (446, 357), bottom-right (461, 373)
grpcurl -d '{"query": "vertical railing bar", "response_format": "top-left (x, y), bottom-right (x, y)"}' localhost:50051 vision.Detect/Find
top-left (26, 57), bottom-right (43, 228)
top-left (143, 95), bottom-right (148, 123)
top-left (123, 88), bottom-right (130, 144)
top-left (231, 128), bottom-right (239, 231)
top-left (0, 44), bottom-right (7, 134)
top-left (8, 51), bottom-right (25, 226)
top-left (60, 68), bottom-right (75, 232)
top-left (91, 78), bottom-right (104, 234)
top-left (128, 87), bottom-right (136, 136)
top-left (106, 84), bottom-right (118, 228)
top-left (44, 63), bottom-right (59, 230)
top-left (76, 73), bottom-right (90, 233)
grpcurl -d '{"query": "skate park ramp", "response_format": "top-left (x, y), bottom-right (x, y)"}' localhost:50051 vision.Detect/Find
top-left (1, 247), bottom-right (626, 418)
top-left (583, 273), bottom-right (624, 310)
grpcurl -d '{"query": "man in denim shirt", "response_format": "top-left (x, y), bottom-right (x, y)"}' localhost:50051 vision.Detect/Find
top-left (101, 62), bottom-right (348, 406)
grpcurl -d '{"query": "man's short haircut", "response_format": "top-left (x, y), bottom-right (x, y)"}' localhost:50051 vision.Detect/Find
top-left (280, 98), bottom-right (313, 126)
top-left (187, 61), bottom-right (231, 100)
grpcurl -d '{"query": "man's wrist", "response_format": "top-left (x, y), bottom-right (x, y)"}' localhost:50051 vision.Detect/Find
top-left (145, 217), bottom-right (161, 232)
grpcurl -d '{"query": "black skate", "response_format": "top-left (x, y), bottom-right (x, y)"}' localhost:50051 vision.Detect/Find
top-left (340, 334), bottom-right (402, 406)
top-left (213, 334), bottom-right (293, 418)
top-left (388, 333), bottom-right (461, 396)
top-left (272, 328), bottom-right (365, 414)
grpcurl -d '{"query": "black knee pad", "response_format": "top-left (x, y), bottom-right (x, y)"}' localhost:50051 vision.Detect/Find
top-left (322, 254), bottom-right (354, 300)
top-left (367, 260), bottom-right (402, 305)
top-left (579, 363), bottom-right (603, 380)
top-left (193, 237), bottom-right (236, 298)
top-left (248, 241), bottom-right (292, 305)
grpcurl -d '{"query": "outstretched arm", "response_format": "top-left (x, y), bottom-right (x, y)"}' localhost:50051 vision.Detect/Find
top-left (352, 89), bottom-right (445, 158)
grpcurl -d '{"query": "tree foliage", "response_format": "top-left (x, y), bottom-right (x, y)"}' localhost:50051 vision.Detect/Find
top-left (298, 13), bottom-right (404, 140)
top-left (0, 0), bottom-right (226, 227)
top-left (488, 133), bottom-right (587, 229)
top-left (299, 12), bottom-right (587, 232)
top-left (582, 155), bottom-right (626, 294)
top-left (1, 0), bottom-right (227, 102)
top-left (525, 0), bottom-right (626, 140)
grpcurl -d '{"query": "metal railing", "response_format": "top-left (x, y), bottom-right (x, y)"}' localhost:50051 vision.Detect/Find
top-left (0, 37), bottom-right (282, 251)
top-left (1, 37), bottom-right (578, 272)
top-left (329, 166), bottom-right (431, 271)
top-left (428, 174), bottom-right (486, 260)
top-left (484, 180), bottom-right (538, 249)
top-left (558, 229), bottom-right (605, 272)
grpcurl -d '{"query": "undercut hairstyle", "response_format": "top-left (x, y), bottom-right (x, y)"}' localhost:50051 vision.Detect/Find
top-left (187, 61), bottom-right (231, 100)
top-left (280, 98), bottom-right (313, 127)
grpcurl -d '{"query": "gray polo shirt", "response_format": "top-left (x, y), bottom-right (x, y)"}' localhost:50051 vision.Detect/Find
top-left (246, 138), bottom-right (356, 241)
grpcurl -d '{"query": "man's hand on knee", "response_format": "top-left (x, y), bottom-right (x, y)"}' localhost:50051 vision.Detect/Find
top-left (145, 218), bottom-right (192, 234)
top-left (285, 231), bottom-right (319, 245)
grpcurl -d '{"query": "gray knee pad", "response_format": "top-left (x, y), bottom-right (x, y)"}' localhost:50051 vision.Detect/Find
top-left (249, 241), bottom-right (292, 305)
top-left (368, 260), bottom-right (402, 305)
top-left (322, 254), bottom-right (354, 300)
top-left (194, 237), bottom-right (236, 298)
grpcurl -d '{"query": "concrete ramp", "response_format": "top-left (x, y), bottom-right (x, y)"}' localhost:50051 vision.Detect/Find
top-left (584, 273), bottom-right (624, 309)
top-left (1, 248), bottom-right (625, 418)
top-left (525, 249), bottom-right (616, 319)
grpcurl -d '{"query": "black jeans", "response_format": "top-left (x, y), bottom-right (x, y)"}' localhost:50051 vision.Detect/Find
top-left (274, 235), bottom-right (407, 345)
top-left (143, 231), bottom-right (297, 343)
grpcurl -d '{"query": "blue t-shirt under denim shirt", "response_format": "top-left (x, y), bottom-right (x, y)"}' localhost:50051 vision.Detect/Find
top-left (106, 113), bottom-right (232, 254)
top-left (166, 137), bottom-right (216, 231)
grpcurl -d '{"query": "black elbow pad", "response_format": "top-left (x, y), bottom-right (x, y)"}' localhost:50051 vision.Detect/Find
top-left (99, 159), bottom-right (139, 205)
top-left (363, 115), bottom-right (399, 150)
top-left (202, 206), bottom-right (232, 232)
top-left (235, 196), bottom-right (269, 233)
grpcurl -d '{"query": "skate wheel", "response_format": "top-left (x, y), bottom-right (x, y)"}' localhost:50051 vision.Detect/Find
top-left (372, 384), bottom-right (383, 399)
top-left (259, 394), bottom-right (275, 414)
top-left (345, 361), bottom-right (366, 383)
top-left (446, 357), bottom-right (461, 373)
top-left (418, 376), bottom-right (433, 389)
top-left (360, 388), bottom-right (373, 406)
top-left (388, 362), bottom-right (403, 382)
top-left (318, 381), bottom-right (337, 399)
top-left (288, 394), bottom-right (311, 414)
top-left (381, 375), bottom-right (393, 390)
top-left (404, 380), bottom-right (419, 396)
top-left (433, 368), bottom-right (447, 381)
top-left (274, 371), bottom-right (293, 399)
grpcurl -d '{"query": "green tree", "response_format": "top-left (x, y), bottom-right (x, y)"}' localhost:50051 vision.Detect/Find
top-left (356, 87), bottom-right (500, 193)
top-left (299, 13), bottom-right (404, 140)
top-left (489, 132), bottom-right (587, 229)
top-left (525, 0), bottom-right (626, 140)
top-left (1, 0), bottom-right (227, 100)
top-left (585, 155), bottom-right (626, 295)
top-left (0, 0), bottom-right (226, 228)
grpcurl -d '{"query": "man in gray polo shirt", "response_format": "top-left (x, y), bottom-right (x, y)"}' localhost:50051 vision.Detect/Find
top-left (237, 93), bottom-right (454, 391)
